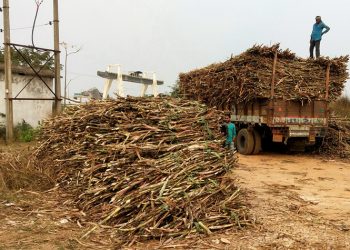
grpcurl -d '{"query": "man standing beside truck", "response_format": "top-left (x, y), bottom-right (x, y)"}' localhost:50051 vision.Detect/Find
top-left (220, 114), bottom-right (236, 151)
top-left (310, 16), bottom-right (330, 59)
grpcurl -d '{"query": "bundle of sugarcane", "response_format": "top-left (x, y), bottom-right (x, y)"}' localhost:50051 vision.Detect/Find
top-left (319, 120), bottom-right (350, 158)
top-left (34, 97), bottom-right (249, 242)
top-left (179, 44), bottom-right (349, 109)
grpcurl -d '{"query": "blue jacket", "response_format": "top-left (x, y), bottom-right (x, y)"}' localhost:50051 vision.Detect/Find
top-left (311, 21), bottom-right (330, 41)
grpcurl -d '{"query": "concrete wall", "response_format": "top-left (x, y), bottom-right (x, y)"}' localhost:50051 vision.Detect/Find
top-left (0, 73), bottom-right (54, 127)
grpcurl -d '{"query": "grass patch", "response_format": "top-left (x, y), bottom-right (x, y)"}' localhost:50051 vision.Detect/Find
top-left (0, 120), bottom-right (40, 142)
top-left (14, 120), bottom-right (39, 142)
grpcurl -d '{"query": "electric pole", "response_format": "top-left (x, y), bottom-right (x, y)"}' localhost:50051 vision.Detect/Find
top-left (53, 0), bottom-right (61, 114)
top-left (60, 42), bottom-right (81, 106)
top-left (63, 42), bottom-right (68, 106)
top-left (3, 0), bottom-right (13, 142)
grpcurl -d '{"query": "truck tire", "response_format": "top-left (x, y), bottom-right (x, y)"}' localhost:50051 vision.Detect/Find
top-left (252, 129), bottom-right (262, 154)
top-left (237, 128), bottom-right (255, 155)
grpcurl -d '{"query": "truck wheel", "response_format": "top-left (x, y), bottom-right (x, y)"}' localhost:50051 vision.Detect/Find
top-left (237, 128), bottom-right (255, 155)
top-left (252, 129), bottom-right (262, 154)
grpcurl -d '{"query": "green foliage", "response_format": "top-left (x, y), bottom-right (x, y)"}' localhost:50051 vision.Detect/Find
top-left (14, 120), bottom-right (39, 142)
top-left (170, 81), bottom-right (181, 97)
top-left (0, 47), bottom-right (54, 70)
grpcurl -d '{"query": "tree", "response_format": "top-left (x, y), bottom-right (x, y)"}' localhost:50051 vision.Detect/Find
top-left (0, 47), bottom-right (54, 70)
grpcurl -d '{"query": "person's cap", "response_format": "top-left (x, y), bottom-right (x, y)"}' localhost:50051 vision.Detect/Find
top-left (315, 16), bottom-right (321, 20)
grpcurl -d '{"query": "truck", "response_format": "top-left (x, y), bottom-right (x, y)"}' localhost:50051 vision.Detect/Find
top-left (232, 62), bottom-right (330, 155)
top-left (232, 98), bottom-right (329, 154)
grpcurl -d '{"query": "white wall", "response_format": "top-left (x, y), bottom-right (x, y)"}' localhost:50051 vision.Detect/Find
top-left (0, 73), bottom-right (54, 127)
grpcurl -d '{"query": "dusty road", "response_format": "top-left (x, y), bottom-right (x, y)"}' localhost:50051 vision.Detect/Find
top-left (237, 153), bottom-right (350, 226)
top-left (1, 150), bottom-right (349, 249)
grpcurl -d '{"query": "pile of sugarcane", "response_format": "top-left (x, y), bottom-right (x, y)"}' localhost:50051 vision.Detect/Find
top-left (319, 120), bottom-right (350, 158)
top-left (34, 97), bottom-right (249, 241)
top-left (179, 44), bottom-right (349, 108)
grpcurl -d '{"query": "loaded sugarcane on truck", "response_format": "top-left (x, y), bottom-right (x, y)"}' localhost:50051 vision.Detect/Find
top-left (232, 57), bottom-right (330, 155)
top-left (179, 45), bottom-right (348, 155)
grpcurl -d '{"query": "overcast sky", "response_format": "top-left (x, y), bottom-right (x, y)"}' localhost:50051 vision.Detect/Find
top-left (2, 0), bottom-right (350, 97)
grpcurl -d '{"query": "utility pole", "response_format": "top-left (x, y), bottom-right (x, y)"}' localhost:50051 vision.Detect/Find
top-left (53, 0), bottom-right (61, 114)
top-left (60, 42), bottom-right (81, 106)
top-left (63, 43), bottom-right (68, 106)
top-left (3, 0), bottom-right (13, 142)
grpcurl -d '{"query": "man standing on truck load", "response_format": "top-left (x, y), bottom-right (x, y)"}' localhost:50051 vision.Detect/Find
top-left (220, 114), bottom-right (236, 151)
top-left (310, 16), bottom-right (330, 58)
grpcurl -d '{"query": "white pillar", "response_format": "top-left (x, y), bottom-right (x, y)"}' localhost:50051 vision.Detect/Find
top-left (103, 79), bottom-right (113, 100)
top-left (102, 65), bottom-right (113, 100)
top-left (152, 72), bottom-right (158, 97)
top-left (117, 65), bottom-right (125, 97)
top-left (140, 71), bottom-right (148, 97)
top-left (140, 84), bottom-right (148, 97)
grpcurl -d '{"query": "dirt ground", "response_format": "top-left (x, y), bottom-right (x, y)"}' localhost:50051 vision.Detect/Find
top-left (1, 145), bottom-right (350, 249)
top-left (237, 153), bottom-right (350, 225)
top-left (232, 153), bottom-right (350, 249)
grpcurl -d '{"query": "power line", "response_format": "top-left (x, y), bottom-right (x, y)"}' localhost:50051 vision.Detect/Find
top-left (0, 22), bottom-right (52, 32)
top-left (68, 71), bottom-right (100, 79)
top-left (15, 21), bottom-right (52, 30)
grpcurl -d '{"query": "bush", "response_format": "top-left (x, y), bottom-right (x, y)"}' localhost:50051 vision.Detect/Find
top-left (170, 81), bottom-right (181, 97)
top-left (331, 96), bottom-right (350, 118)
top-left (14, 120), bottom-right (39, 142)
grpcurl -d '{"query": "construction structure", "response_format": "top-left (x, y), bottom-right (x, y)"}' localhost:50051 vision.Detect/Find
top-left (97, 64), bottom-right (164, 99)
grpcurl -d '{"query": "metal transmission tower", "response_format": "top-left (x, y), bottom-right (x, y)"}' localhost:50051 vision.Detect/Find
top-left (2, 0), bottom-right (62, 141)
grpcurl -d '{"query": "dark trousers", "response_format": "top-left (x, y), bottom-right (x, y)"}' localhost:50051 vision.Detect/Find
top-left (310, 40), bottom-right (321, 58)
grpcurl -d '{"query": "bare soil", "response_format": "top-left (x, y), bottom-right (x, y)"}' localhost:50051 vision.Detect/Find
top-left (230, 153), bottom-right (350, 249)
top-left (1, 145), bottom-right (349, 249)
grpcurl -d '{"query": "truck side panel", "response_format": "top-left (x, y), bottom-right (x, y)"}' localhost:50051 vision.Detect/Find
top-left (272, 100), bottom-right (327, 126)
top-left (233, 99), bottom-right (327, 126)
top-left (233, 99), bottom-right (269, 124)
